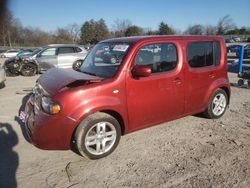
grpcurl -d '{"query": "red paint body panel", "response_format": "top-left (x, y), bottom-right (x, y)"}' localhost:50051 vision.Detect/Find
top-left (24, 36), bottom-right (230, 150)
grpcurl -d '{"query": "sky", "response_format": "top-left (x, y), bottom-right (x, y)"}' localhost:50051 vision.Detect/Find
top-left (8, 0), bottom-right (250, 32)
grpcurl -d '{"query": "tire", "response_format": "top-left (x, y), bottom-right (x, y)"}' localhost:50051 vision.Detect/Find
top-left (74, 112), bottom-right (121, 159)
top-left (21, 63), bottom-right (37, 77)
top-left (5, 68), bottom-right (19, 77)
top-left (72, 60), bottom-right (82, 71)
top-left (0, 82), bottom-right (5, 89)
top-left (237, 79), bottom-right (244, 86)
top-left (203, 89), bottom-right (228, 119)
top-left (247, 81), bottom-right (250, 88)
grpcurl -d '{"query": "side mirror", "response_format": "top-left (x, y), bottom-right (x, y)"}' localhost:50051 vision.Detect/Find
top-left (132, 65), bottom-right (151, 78)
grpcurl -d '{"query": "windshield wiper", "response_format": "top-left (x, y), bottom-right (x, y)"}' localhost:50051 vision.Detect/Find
top-left (82, 71), bottom-right (97, 76)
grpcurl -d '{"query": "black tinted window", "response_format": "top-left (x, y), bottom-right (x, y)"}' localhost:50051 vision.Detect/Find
top-left (188, 42), bottom-right (221, 68)
top-left (75, 47), bottom-right (82, 52)
top-left (58, 47), bottom-right (75, 54)
top-left (135, 43), bottom-right (177, 73)
top-left (214, 42), bottom-right (221, 65)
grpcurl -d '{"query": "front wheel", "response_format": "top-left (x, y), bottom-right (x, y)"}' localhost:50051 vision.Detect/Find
top-left (74, 112), bottom-right (121, 159)
top-left (21, 63), bottom-right (37, 76)
top-left (203, 89), bottom-right (228, 119)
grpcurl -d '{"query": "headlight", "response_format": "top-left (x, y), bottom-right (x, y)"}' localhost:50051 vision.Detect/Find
top-left (41, 96), bottom-right (61, 114)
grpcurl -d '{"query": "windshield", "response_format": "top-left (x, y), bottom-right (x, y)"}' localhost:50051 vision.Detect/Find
top-left (30, 48), bottom-right (42, 56)
top-left (80, 42), bottom-right (130, 78)
top-left (17, 50), bottom-right (31, 57)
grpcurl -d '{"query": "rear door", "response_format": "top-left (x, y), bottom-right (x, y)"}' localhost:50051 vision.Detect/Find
top-left (57, 47), bottom-right (77, 69)
top-left (126, 42), bottom-right (185, 131)
top-left (185, 41), bottom-right (221, 113)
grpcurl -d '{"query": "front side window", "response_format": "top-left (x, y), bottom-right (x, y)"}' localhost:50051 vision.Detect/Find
top-left (188, 42), bottom-right (221, 68)
top-left (135, 43), bottom-right (177, 73)
top-left (80, 42), bottom-right (130, 78)
top-left (40, 48), bottom-right (56, 56)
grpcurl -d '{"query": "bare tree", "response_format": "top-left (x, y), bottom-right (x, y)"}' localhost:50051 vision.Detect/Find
top-left (0, 10), bottom-right (13, 46)
top-left (217, 15), bottom-right (236, 35)
top-left (66, 23), bottom-right (81, 43)
top-left (112, 19), bottom-right (132, 37)
top-left (204, 25), bottom-right (217, 35)
top-left (185, 24), bottom-right (204, 35)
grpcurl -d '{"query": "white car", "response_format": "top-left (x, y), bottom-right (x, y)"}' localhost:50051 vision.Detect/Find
top-left (0, 63), bottom-right (6, 88)
top-left (0, 49), bottom-right (19, 58)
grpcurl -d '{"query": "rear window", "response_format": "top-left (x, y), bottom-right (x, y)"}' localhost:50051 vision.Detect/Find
top-left (188, 42), bottom-right (221, 68)
top-left (58, 47), bottom-right (75, 54)
top-left (75, 47), bottom-right (82, 52)
top-left (8, 50), bottom-right (19, 53)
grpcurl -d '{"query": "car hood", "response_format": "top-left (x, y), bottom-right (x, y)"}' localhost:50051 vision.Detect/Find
top-left (39, 68), bottom-right (103, 95)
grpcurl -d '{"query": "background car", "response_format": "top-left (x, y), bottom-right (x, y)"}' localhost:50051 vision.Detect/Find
top-left (0, 49), bottom-right (20, 58)
top-left (4, 48), bottom-right (43, 76)
top-left (0, 63), bottom-right (6, 88)
top-left (34, 44), bottom-right (88, 72)
top-left (227, 44), bottom-right (242, 53)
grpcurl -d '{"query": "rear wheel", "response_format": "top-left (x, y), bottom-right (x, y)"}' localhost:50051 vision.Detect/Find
top-left (247, 81), bottom-right (250, 88)
top-left (21, 63), bottom-right (37, 76)
top-left (0, 82), bottom-right (5, 89)
top-left (74, 112), bottom-right (121, 159)
top-left (203, 89), bottom-right (228, 119)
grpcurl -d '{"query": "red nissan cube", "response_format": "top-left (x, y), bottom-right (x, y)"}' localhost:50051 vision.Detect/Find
top-left (22, 36), bottom-right (230, 159)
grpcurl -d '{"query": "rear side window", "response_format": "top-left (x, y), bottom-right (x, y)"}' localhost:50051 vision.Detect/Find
top-left (135, 43), bottom-right (178, 73)
top-left (58, 47), bottom-right (75, 54)
top-left (75, 47), bottom-right (82, 52)
top-left (8, 50), bottom-right (19, 53)
top-left (188, 42), bottom-right (221, 68)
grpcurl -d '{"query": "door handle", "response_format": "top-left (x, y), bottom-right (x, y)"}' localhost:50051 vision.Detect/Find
top-left (173, 77), bottom-right (182, 85)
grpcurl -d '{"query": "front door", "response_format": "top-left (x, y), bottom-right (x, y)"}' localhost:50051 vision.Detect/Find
top-left (36, 47), bottom-right (57, 71)
top-left (126, 42), bottom-right (185, 131)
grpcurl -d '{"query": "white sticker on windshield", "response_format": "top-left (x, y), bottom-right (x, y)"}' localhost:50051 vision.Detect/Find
top-left (113, 45), bottom-right (129, 52)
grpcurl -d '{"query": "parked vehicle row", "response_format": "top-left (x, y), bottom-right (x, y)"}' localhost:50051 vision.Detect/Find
top-left (227, 43), bottom-right (250, 59)
top-left (225, 37), bottom-right (250, 43)
top-left (0, 49), bottom-right (20, 58)
top-left (3, 44), bottom-right (88, 77)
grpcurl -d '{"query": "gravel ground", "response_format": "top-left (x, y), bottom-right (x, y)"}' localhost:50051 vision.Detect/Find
top-left (0, 58), bottom-right (250, 188)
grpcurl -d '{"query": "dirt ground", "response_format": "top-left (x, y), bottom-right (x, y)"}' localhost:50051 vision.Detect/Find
top-left (0, 58), bottom-right (250, 188)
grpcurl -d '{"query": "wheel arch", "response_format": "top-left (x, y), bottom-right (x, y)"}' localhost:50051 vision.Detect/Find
top-left (100, 110), bottom-right (125, 135)
top-left (220, 86), bottom-right (230, 104)
top-left (70, 108), bottom-right (126, 150)
top-left (204, 78), bottom-right (230, 109)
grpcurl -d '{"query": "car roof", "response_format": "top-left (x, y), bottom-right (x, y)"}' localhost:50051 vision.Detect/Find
top-left (45, 44), bottom-right (80, 47)
top-left (101, 35), bottom-right (224, 44)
